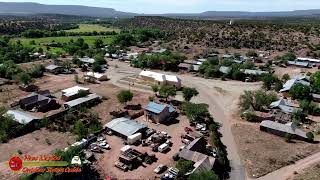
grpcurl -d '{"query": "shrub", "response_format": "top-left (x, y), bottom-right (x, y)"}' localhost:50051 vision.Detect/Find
top-left (306, 132), bottom-right (314, 142)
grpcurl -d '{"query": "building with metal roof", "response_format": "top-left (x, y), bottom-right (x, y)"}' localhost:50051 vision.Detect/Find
top-left (269, 98), bottom-right (301, 114)
top-left (104, 117), bottom-right (147, 138)
top-left (139, 70), bottom-right (182, 88)
top-left (219, 66), bottom-right (231, 74)
top-left (260, 120), bottom-right (308, 141)
top-left (287, 61), bottom-right (310, 68)
top-left (61, 86), bottom-right (90, 101)
top-left (280, 75), bottom-right (310, 93)
top-left (144, 102), bottom-right (175, 123)
top-left (63, 93), bottom-right (102, 109)
top-left (19, 91), bottom-right (57, 112)
top-left (5, 110), bottom-right (40, 124)
top-left (79, 57), bottom-right (95, 64)
top-left (241, 69), bottom-right (269, 76)
top-left (86, 72), bottom-right (108, 81)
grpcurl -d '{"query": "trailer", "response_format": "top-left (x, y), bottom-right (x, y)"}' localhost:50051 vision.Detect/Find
top-left (127, 133), bottom-right (142, 145)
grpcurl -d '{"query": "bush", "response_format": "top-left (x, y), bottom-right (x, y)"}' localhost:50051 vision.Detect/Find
top-left (306, 132), bottom-right (314, 142)
top-left (188, 170), bottom-right (219, 180)
top-left (289, 83), bottom-right (311, 100)
top-left (241, 111), bottom-right (256, 122)
top-left (176, 159), bottom-right (194, 177)
top-left (117, 90), bottom-right (133, 105)
top-left (239, 90), bottom-right (277, 111)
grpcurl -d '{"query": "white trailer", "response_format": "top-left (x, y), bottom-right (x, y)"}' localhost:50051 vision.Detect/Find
top-left (158, 143), bottom-right (170, 153)
top-left (127, 133), bottom-right (142, 145)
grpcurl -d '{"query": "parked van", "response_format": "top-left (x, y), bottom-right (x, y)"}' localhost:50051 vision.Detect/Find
top-left (158, 143), bottom-right (170, 153)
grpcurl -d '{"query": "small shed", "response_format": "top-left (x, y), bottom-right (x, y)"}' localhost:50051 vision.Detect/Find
top-left (5, 110), bottom-right (40, 125)
top-left (45, 64), bottom-right (64, 74)
top-left (86, 72), bottom-right (108, 81)
top-left (144, 102), bottom-right (175, 123)
top-left (61, 86), bottom-right (90, 101)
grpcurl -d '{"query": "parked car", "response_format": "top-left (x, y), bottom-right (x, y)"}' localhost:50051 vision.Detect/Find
top-left (97, 136), bottom-right (106, 142)
top-left (172, 153), bottom-right (180, 161)
top-left (145, 128), bottom-right (156, 137)
top-left (166, 140), bottom-right (173, 147)
top-left (184, 127), bottom-right (193, 133)
top-left (158, 143), bottom-right (170, 153)
top-left (162, 167), bottom-right (179, 179)
top-left (115, 161), bottom-right (128, 172)
top-left (181, 138), bottom-right (190, 144)
top-left (154, 164), bottom-right (167, 174)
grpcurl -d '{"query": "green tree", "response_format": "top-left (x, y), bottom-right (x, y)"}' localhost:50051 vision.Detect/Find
top-left (261, 74), bottom-right (277, 90)
top-left (176, 159), bottom-right (194, 177)
top-left (159, 85), bottom-right (177, 102)
top-left (188, 170), bottom-right (219, 180)
top-left (182, 87), bottom-right (199, 102)
top-left (92, 63), bottom-right (102, 72)
top-left (282, 74), bottom-right (290, 82)
top-left (74, 120), bottom-right (88, 139)
top-left (151, 85), bottom-right (159, 95)
top-left (94, 38), bottom-right (104, 48)
top-left (306, 132), bottom-right (314, 142)
top-left (182, 102), bottom-right (210, 123)
top-left (246, 50), bottom-right (258, 57)
top-left (239, 90), bottom-right (277, 111)
top-left (14, 72), bottom-right (32, 85)
top-left (117, 90), bottom-right (133, 105)
top-left (289, 83), bottom-right (311, 100)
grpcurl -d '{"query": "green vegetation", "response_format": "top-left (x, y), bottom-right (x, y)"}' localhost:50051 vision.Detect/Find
top-left (182, 103), bottom-right (210, 123)
top-left (299, 100), bottom-right (320, 116)
top-left (12, 36), bottom-right (114, 54)
top-left (311, 71), bottom-right (320, 94)
top-left (151, 85), bottom-right (159, 95)
top-left (289, 83), bottom-right (311, 100)
top-left (117, 90), bottom-right (134, 105)
top-left (239, 90), bottom-right (277, 112)
top-left (131, 51), bottom-right (186, 71)
top-left (182, 87), bottom-right (199, 102)
top-left (0, 107), bottom-right (22, 143)
top-left (66, 24), bottom-right (120, 33)
top-left (188, 170), bottom-right (219, 180)
top-left (159, 85), bottom-right (177, 102)
top-left (14, 72), bottom-right (32, 85)
top-left (74, 120), bottom-right (88, 140)
top-left (306, 132), bottom-right (315, 142)
top-left (176, 159), bottom-right (194, 177)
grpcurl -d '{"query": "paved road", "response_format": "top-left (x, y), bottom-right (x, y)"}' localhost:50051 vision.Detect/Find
top-left (107, 61), bottom-right (252, 180)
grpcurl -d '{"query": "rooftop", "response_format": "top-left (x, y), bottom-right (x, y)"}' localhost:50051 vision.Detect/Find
top-left (260, 120), bottom-right (307, 139)
top-left (79, 57), bottom-right (95, 64)
top-left (62, 86), bottom-right (90, 97)
top-left (219, 66), bottom-right (231, 74)
top-left (139, 70), bottom-right (181, 83)
top-left (5, 110), bottom-right (39, 124)
top-left (144, 102), bottom-right (175, 114)
top-left (63, 93), bottom-right (101, 109)
top-left (280, 76), bottom-right (310, 92)
top-left (45, 64), bottom-right (62, 70)
top-left (104, 117), bottom-right (146, 137)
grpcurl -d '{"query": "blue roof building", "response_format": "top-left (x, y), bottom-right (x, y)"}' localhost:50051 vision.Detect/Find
top-left (144, 102), bottom-right (175, 123)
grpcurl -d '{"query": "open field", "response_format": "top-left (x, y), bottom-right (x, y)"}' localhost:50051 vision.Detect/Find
top-left (0, 128), bottom-right (76, 179)
top-left (66, 24), bottom-right (120, 33)
top-left (291, 163), bottom-right (320, 180)
top-left (11, 35), bottom-right (114, 53)
top-left (231, 123), bottom-right (320, 178)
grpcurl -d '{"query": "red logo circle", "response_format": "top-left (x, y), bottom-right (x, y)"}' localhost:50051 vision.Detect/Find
top-left (8, 156), bottom-right (23, 171)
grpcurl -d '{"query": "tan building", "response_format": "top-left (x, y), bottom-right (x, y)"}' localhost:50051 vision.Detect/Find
top-left (139, 70), bottom-right (182, 88)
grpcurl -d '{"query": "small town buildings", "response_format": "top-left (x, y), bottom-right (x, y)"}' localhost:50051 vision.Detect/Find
top-left (296, 57), bottom-right (320, 66)
top-left (269, 98), bottom-right (301, 114)
top-left (219, 66), bottom-right (231, 74)
top-left (61, 86), bottom-right (90, 101)
top-left (144, 102), bottom-right (175, 123)
top-left (85, 72), bottom-right (108, 81)
top-left (279, 75), bottom-right (310, 94)
top-left (241, 69), bottom-right (269, 76)
top-left (79, 57), bottom-right (95, 64)
top-left (312, 93), bottom-right (320, 102)
top-left (5, 110), bottom-right (40, 125)
top-left (184, 60), bottom-right (203, 65)
top-left (139, 70), bottom-right (182, 88)
top-left (45, 64), bottom-right (64, 74)
top-left (179, 138), bottom-right (216, 174)
top-left (63, 93), bottom-right (102, 109)
top-left (104, 117), bottom-right (147, 139)
top-left (19, 91), bottom-right (57, 112)
top-left (260, 120), bottom-right (308, 141)
top-left (287, 61), bottom-right (310, 68)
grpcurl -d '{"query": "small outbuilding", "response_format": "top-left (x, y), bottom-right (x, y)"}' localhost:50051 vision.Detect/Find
top-left (63, 93), bottom-right (102, 109)
top-left (5, 110), bottom-right (40, 125)
top-left (61, 86), bottom-right (90, 101)
top-left (45, 64), bottom-right (64, 74)
top-left (85, 72), bottom-right (108, 81)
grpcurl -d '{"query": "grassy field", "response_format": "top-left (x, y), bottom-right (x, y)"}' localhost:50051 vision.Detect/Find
top-left (66, 24), bottom-right (120, 33)
top-left (12, 35), bottom-right (114, 53)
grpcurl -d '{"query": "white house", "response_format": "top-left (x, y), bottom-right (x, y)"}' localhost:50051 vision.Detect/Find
top-left (86, 72), bottom-right (108, 81)
top-left (139, 70), bottom-right (182, 88)
top-left (61, 86), bottom-right (90, 101)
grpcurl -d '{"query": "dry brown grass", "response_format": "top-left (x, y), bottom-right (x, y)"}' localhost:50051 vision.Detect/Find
top-left (231, 123), bottom-right (320, 178)
top-left (292, 163), bottom-right (320, 180)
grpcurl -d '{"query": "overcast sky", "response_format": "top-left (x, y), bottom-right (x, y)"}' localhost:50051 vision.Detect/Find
top-left (2, 0), bottom-right (320, 13)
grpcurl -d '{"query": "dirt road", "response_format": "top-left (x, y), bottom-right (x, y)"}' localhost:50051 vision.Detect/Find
top-left (107, 61), bottom-right (262, 180)
top-left (257, 151), bottom-right (320, 180)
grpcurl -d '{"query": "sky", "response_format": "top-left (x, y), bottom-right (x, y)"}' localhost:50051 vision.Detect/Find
top-left (2, 0), bottom-right (320, 14)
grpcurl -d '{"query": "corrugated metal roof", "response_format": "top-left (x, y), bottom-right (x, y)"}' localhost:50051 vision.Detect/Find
top-left (287, 61), bottom-right (310, 67)
top-left (62, 86), bottom-right (90, 97)
top-left (46, 64), bottom-right (61, 70)
top-left (104, 117), bottom-right (146, 137)
top-left (5, 110), bottom-right (39, 124)
top-left (219, 66), bottom-right (231, 74)
top-left (145, 102), bottom-right (175, 114)
top-left (280, 78), bottom-right (310, 92)
top-left (79, 57), bottom-right (95, 64)
top-left (260, 120), bottom-right (307, 138)
top-left (63, 93), bottom-right (101, 109)
top-left (243, 69), bottom-right (269, 75)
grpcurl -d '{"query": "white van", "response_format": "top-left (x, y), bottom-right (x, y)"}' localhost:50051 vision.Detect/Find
top-left (158, 143), bottom-right (169, 153)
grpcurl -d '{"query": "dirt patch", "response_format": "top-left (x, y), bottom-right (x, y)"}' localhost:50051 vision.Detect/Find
top-left (0, 128), bottom-right (76, 179)
top-left (231, 123), bottom-right (320, 178)
top-left (291, 163), bottom-right (320, 180)
top-left (95, 115), bottom-right (189, 179)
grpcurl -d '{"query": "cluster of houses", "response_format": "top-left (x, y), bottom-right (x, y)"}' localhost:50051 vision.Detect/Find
top-left (4, 86), bottom-right (102, 125)
top-left (254, 74), bottom-right (317, 141)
